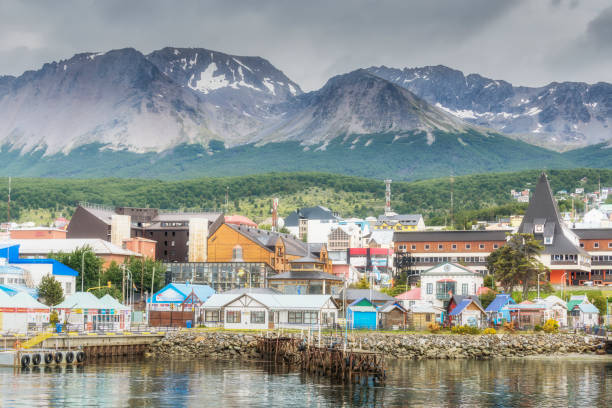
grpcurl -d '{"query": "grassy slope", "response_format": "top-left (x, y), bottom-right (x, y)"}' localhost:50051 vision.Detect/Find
top-left (0, 130), bottom-right (576, 181)
top-left (3, 168), bottom-right (612, 225)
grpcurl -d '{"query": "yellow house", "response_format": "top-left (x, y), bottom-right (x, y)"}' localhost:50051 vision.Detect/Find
top-left (374, 214), bottom-right (425, 231)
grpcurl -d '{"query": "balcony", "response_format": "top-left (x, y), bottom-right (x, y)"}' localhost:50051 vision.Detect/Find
top-left (550, 260), bottom-right (577, 266)
top-left (436, 292), bottom-right (451, 301)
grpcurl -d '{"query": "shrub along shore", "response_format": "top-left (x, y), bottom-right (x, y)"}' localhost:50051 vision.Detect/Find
top-left (146, 331), bottom-right (603, 360)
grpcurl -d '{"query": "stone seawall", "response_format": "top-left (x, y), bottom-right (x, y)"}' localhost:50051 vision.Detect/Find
top-left (146, 332), bottom-right (602, 360)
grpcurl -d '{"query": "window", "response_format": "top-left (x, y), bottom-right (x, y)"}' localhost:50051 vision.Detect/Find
top-left (172, 231), bottom-right (176, 237)
top-left (304, 311), bottom-right (318, 324)
top-left (398, 244), bottom-right (407, 252)
top-left (164, 241), bottom-right (168, 246)
top-left (226, 311), bottom-right (241, 323)
top-left (205, 310), bottom-right (220, 322)
top-left (580, 243), bottom-right (585, 247)
top-left (544, 237), bottom-right (553, 245)
top-left (232, 245), bottom-right (244, 262)
top-left (165, 231), bottom-right (168, 236)
top-left (594, 242), bottom-right (599, 248)
top-left (465, 244), bottom-right (471, 250)
top-left (251, 311), bottom-right (265, 324)
top-left (411, 244), bottom-right (416, 250)
top-left (425, 314), bottom-right (431, 322)
top-left (65, 282), bottom-right (71, 294)
top-left (438, 244), bottom-right (443, 250)
top-left (462, 283), bottom-right (468, 295)
top-left (425, 244), bottom-right (430, 250)
top-left (288, 311), bottom-right (303, 324)
top-left (493, 244), bottom-right (499, 249)
top-left (479, 244), bottom-right (485, 249)
top-left (452, 244), bottom-right (457, 250)
top-left (171, 241), bottom-right (175, 247)
top-left (426, 283), bottom-right (433, 294)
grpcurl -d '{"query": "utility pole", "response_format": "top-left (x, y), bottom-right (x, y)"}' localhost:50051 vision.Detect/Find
top-left (225, 186), bottom-right (229, 213)
top-left (7, 176), bottom-right (10, 224)
top-left (122, 264), bottom-right (126, 304)
top-left (81, 251), bottom-right (85, 292)
top-left (150, 266), bottom-right (155, 302)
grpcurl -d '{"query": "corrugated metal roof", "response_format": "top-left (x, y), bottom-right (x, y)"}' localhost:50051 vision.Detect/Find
top-left (342, 289), bottom-right (395, 302)
top-left (56, 292), bottom-right (112, 310)
top-left (485, 294), bottom-right (515, 312)
top-left (100, 294), bottom-right (130, 310)
top-left (578, 303), bottom-right (599, 314)
top-left (448, 299), bottom-right (471, 316)
top-left (396, 287), bottom-right (421, 300)
top-left (8, 292), bottom-right (49, 310)
top-left (202, 293), bottom-right (335, 310)
top-left (572, 229), bottom-right (612, 239)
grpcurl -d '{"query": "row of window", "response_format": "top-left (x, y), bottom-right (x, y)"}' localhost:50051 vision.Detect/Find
top-left (591, 255), bottom-right (612, 262)
top-left (579, 242), bottom-right (612, 248)
top-left (425, 282), bottom-right (475, 295)
top-left (0, 277), bottom-right (25, 284)
top-left (398, 243), bottom-right (499, 251)
top-left (404, 256), bottom-right (487, 264)
top-left (205, 310), bottom-right (319, 325)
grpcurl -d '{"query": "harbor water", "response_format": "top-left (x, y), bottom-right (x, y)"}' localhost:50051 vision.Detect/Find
top-left (0, 357), bottom-right (610, 407)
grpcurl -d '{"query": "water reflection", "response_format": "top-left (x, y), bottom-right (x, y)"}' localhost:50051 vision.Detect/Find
top-left (0, 357), bottom-right (610, 407)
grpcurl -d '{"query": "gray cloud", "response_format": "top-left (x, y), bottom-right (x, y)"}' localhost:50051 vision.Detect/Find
top-left (0, 0), bottom-right (610, 89)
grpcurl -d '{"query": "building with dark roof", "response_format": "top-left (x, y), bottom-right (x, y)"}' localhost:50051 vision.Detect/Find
top-left (67, 203), bottom-right (224, 262)
top-left (518, 173), bottom-right (591, 285)
top-left (284, 206), bottom-right (341, 243)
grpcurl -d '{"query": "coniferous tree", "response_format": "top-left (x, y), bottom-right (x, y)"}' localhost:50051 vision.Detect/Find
top-left (37, 275), bottom-right (64, 306)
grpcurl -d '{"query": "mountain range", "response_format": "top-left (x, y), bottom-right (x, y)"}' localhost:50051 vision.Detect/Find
top-left (0, 46), bottom-right (610, 180)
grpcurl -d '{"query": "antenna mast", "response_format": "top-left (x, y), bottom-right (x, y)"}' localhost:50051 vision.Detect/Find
top-left (384, 179), bottom-right (392, 215)
top-left (450, 171), bottom-right (454, 229)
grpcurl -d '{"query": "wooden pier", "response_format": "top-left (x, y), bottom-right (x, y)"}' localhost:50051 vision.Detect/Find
top-left (257, 337), bottom-right (386, 385)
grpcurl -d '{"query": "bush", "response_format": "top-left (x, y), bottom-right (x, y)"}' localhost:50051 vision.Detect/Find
top-left (542, 319), bottom-right (559, 333)
top-left (482, 328), bottom-right (496, 335)
top-left (49, 310), bottom-right (59, 326)
top-left (428, 322), bottom-right (441, 333)
top-left (451, 325), bottom-right (481, 335)
top-left (534, 324), bottom-right (543, 332)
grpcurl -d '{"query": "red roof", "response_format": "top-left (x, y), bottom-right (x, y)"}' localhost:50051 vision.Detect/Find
top-left (225, 215), bottom-right (257, 228)
top-left (396, 287), bottom-right (421, 300)
top-left (476, 286), bottom-right (494, 296)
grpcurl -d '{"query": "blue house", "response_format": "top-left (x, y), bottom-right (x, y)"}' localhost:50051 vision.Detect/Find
top-left (485, 294), bottom-right (516, 325)
top-left (149, 283), bottom-right (215, 310)
top-left (347, 297), bottom-right (378, 329)
top-left (0, 243), bottom-right (78, 296)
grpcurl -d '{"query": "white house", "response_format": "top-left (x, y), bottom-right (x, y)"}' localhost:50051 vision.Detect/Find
top-left (0, 291), bottom-right (50, 334)
top-left (420, 262), bottom-right (484, 309)
top-left (201, 293), bottom-right (339, 330)
top-left (284, 206), bottom-right (341, 243)
top-left (536, 295), bottom-right (568, 327)
top-left (567, 295), bottom-right (600, 328)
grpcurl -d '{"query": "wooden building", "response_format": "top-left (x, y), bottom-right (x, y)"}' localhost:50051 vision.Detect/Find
top-left (407, 303), bottom-right (441, 330)
top-left (377, 301), bottom-right (407, 329)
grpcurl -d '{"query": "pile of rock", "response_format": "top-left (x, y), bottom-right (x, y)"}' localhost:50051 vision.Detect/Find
top-left (146, 331), bottom-right (599, 360)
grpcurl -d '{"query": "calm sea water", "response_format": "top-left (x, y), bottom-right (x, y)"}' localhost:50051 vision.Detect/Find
top-left (0, 357), bottom-right (610, 407)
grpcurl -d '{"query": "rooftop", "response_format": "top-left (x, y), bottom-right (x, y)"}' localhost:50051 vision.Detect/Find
top-left (393, 230), bottom-right (508, 242)
top-left (7, 239), bottom-right (140, 257)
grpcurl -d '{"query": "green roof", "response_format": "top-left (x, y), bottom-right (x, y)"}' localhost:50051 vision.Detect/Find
top-left (566, 300), bottom-right (583, 311)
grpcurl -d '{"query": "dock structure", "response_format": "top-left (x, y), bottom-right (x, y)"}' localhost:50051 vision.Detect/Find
top-left (1, 332), bottom-right (165, 365)
top-left (257, 336), bottom-right (386, 385)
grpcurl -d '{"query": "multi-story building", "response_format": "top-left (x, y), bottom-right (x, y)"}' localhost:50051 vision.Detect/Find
top-left (67, 203), bottom-right (224, 262)
top-left (572, 229), bottom-right (612, 285)
top-left (284, 206), bottom-right (341, 243)
top-left (393, 230), bottom-right (507, 276)
top-left (517, 173), bottom-right (591, 285)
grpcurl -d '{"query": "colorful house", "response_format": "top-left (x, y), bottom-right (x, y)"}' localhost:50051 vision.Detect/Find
top-left (504, 301), bottom-right (547, 329)
top-left (485, 294), bottom-right (516, 325)
top-left (377, 301), bottom-right (407, 329)
top-left (448, 295), bottom-right (486, 327)
top-left (536, 295), bottom-right (568, 327)
top-left (567, 295), bottom-right (599, 328)
top-left (55, 292), bottom-right (117, 332)
top-left (347, 297), bottom-right (378, 329)
top-left (148, 283), bottom-right (215, 311)
top-left (407, 303), bottom-right (441, 330)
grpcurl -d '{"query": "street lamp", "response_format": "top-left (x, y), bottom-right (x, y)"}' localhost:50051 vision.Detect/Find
top-left (81, 251), bottom-right (86, 292)
top-left (537, 271), bottom-right (546, 300)
top-left (561, 272), bottom-right (567, 300)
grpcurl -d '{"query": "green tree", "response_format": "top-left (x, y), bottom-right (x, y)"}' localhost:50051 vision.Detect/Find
top-left (90, 286), bottom-right (122, 300)
top-left (483, 274), bottom-right (496, 289)
top-left (37, 275), bottom-right (64, 306)
top-left (591, 296), bottom-right (606, 315)
top-left (49, 246), bottom-right (104, 292)
top-left (479, 290), bottom-right (497, 309)
top-left (351, 277), bottom-right (370, 289)
top-left (487, 233), bottom-right (548, 299)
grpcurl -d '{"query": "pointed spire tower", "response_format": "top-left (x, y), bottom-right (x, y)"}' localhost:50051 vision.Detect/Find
top-left (518, 173), bottom-right (589, 285)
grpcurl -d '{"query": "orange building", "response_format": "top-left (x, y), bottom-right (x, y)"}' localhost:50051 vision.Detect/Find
top-left (123, 237), bottom-right (157, 260)
top-left (208, 223), bottom-right (331, 273)
top-left (10, 228), bottom-right (67, 239)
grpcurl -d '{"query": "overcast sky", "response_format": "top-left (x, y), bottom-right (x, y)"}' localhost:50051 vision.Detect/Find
top-left (1, 0), bottom-right (611, 90)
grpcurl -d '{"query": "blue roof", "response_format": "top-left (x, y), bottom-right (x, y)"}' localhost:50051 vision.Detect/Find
top-left (0, 264), bottom-right (26, 275)
top-left (0, 243), bottom-right (78, 277)
top-left (449, 299), bottom-right (472, 316)
top-left (0, 284), bottom-right (38, 298)
top-left (485, 294), bottom-right (516, 313)
top-left (149, 283), bottom-right (215, 304)
top-left (578, 303), bottom-right (599, 314)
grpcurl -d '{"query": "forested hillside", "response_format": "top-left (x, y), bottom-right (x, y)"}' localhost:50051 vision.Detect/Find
top-left (1, 168), bottom-right (610, 226)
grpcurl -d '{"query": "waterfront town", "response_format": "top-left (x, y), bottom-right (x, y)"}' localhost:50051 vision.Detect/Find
top-left (0, 173), bottom-right (610, 348)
